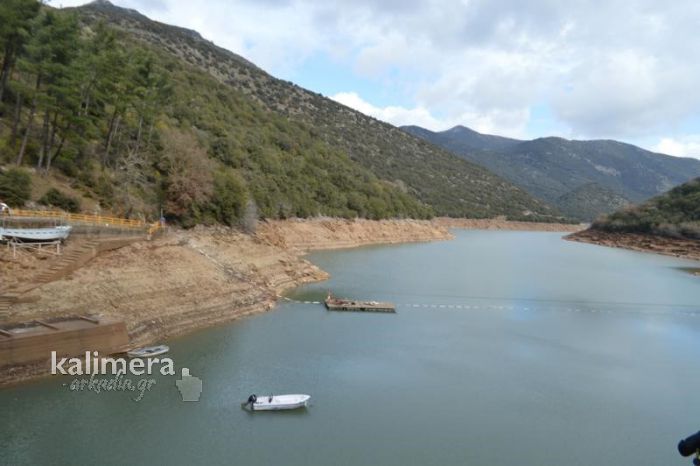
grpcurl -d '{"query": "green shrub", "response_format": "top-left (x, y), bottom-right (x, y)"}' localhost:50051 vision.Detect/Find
top-left (0, 168), bottom-right (32, 206)
top-left (211, 168), bottom-right (247, 226)
top-left (39, 188), bottom-right (81, 212)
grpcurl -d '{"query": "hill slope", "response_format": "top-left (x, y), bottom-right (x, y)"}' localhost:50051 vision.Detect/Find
top-left (403, 125), bottom-right (700, 220)
top-left (69, 1), bottom-right (558, 220)
top-left (555, 183), bottom-right (630, 220)
top-left (590, 177), bottom-right (700, 239)
top-left (0, 2), bottom-right (435, 224)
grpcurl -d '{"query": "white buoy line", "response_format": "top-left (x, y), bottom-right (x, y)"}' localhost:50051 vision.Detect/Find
top-left (279, 296), bottom-right (699, 318)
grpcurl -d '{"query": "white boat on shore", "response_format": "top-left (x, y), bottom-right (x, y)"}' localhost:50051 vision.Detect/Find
top-left (127, 345), bottom-right (170, 358)
top-left (0, 225), bottom-right (72, 241)
top-left (242, 394), bottom-right (310, 411)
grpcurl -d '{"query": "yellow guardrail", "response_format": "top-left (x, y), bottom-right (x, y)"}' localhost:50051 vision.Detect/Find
top-left (147, 221), bottom-right (162, 236)
top-left (10, 209), bottom-right (148, 229)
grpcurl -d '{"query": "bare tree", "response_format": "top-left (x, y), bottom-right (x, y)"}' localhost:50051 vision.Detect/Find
top-left (161, 128), bottom-right (213, 218)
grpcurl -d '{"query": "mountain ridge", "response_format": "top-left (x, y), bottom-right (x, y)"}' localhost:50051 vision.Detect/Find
top-left (402, 125), bottom-right (522, 153)
top-left (403, 125), bottom-right (700, 220)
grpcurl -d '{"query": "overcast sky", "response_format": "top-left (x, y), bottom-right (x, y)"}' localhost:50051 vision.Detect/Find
top-left (50, 0), bottom-right (700, 159)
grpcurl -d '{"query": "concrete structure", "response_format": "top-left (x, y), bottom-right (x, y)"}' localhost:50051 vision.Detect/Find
top-left (0, 317), bottom-right (129, 367)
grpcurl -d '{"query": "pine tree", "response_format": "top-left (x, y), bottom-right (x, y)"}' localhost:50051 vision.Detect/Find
top-left (0, 0), bottom-right (40, 106)
top-left (36, 13), bottom-right (82, 171)
top-left (129, 52), bottom-right (170, 159)
top-left (15, 10), bottom-right (81, 166)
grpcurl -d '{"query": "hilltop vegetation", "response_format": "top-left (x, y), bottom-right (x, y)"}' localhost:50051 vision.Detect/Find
top-left (556, 183), bottom-right (630, 221)
top-left (592, 178), bottom-right (700, 239)
top-left (70, 0), bottom-right (559, 221)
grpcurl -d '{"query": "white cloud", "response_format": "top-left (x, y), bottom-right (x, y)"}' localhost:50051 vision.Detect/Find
top-left (652, 137), bottom-right (700, 160)
top-left (51, 0), bottom-right (700, 143)
top-left (331, 91), bottom-right (530, 137)
top-left (331, 92), bottom-right (445, 129)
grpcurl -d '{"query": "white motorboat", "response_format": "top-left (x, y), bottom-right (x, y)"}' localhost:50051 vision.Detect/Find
top-left (127, 345), bottom-right (170, 358)
top-left (0, 225), bottom-right (72, 241)
top-left (242, 394), bottom-right (310, 411)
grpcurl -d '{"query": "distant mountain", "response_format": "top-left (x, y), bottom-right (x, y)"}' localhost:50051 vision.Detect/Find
top-left (556, 183), bottom-right (630, 221)
top-left (403, 125), bottom-right (700, 221)
top-left (590, 177), bottom-right (700, 239)
top-left (69, 1), bottom-right (559, 221)
top-left (401, 125), bottom-right (521, 153)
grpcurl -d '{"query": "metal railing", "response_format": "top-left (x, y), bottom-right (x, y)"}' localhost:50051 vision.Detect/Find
top-left (3, 209), bottom-right (163, 237)
top-left (9, 209), bottom-right (144, 227)
top-left (147, 222), bottom-right (162, 236)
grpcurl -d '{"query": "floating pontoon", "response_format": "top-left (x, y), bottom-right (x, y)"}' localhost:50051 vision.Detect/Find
top-left (324, 292), bottom-right (396, 313)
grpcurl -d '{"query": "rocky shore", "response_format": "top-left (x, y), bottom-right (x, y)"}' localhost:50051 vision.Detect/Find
top-left (256, 218), bottom-right (454, 252)
top-left (566, 229), bottom-right (700, 261)
top-left (0, 217), bottom-right (582, 385)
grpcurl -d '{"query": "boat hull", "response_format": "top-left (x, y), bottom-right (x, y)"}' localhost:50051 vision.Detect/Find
top-left (245, 394), bottom-right (310, 411)
top-left (0, 225), bottom-right (72, 241)
top-left (127, 345), bottom-right (170, 358)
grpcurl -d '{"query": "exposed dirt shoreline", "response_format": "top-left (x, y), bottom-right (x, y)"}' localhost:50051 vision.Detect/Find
top-left (0, 217), bottom-right (581, 386)
top-left (566, 229), bottom-right (700, 262)
top-left (434, 217), bottom-right (585, 232)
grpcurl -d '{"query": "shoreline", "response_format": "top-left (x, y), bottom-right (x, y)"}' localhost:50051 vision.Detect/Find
top-left (566, 229), bottom-right (700, 262)
top-left (0, 217), bottom-right (584, 386)
top-left (434, 217), bottom-right (586, 232)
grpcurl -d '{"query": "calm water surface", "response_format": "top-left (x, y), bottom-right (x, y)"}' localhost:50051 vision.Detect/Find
top-left (2, 231), bottom-right (700, 466)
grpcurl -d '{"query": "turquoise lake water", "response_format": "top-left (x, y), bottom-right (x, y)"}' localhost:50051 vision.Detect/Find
top-left (1, 230), bottom-right (700, 465)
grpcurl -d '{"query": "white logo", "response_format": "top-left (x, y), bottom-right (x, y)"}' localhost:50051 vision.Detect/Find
top-left (51, 351), bottom-right (201, 402)
top-left (176, 368), bottom-right (203, 402)
top-left (51, 351), bottom-right (175, 376)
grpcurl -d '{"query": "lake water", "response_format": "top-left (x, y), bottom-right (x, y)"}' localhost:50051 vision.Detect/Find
top-left (2, 231), bottom-right (700, 466)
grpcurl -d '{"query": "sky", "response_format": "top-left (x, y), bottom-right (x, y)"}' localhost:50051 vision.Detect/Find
top-left (49, 0), bottom-right (700, 159)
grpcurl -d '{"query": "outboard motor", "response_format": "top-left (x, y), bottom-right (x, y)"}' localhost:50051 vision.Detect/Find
top-left (678, 431), bottom-right (700, 465)
top-left (246, 394), bottom-right (257, 410)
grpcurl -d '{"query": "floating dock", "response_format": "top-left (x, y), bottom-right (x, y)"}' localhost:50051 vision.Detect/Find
top-left (324, 293), bottom-right (396, 313)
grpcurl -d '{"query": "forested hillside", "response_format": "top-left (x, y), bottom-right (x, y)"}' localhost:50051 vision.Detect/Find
top-left (73, 1), bottom-right (562, 221)
top-left (591, 178), bottom-right (700, 239)
top-left (0, 0), bottom-right (560, 226)
top-left (555, 183), bottom-right (630, 221)
top-left (0, 0), bottom-right (438, 225)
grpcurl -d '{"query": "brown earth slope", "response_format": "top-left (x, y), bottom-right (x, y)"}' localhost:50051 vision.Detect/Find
top-left (257, 218), bottom-right (453, 252)
top-left (4, 227), bottom-right (327, 344)
top-left (435, 217), bottom-right (585, 232)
